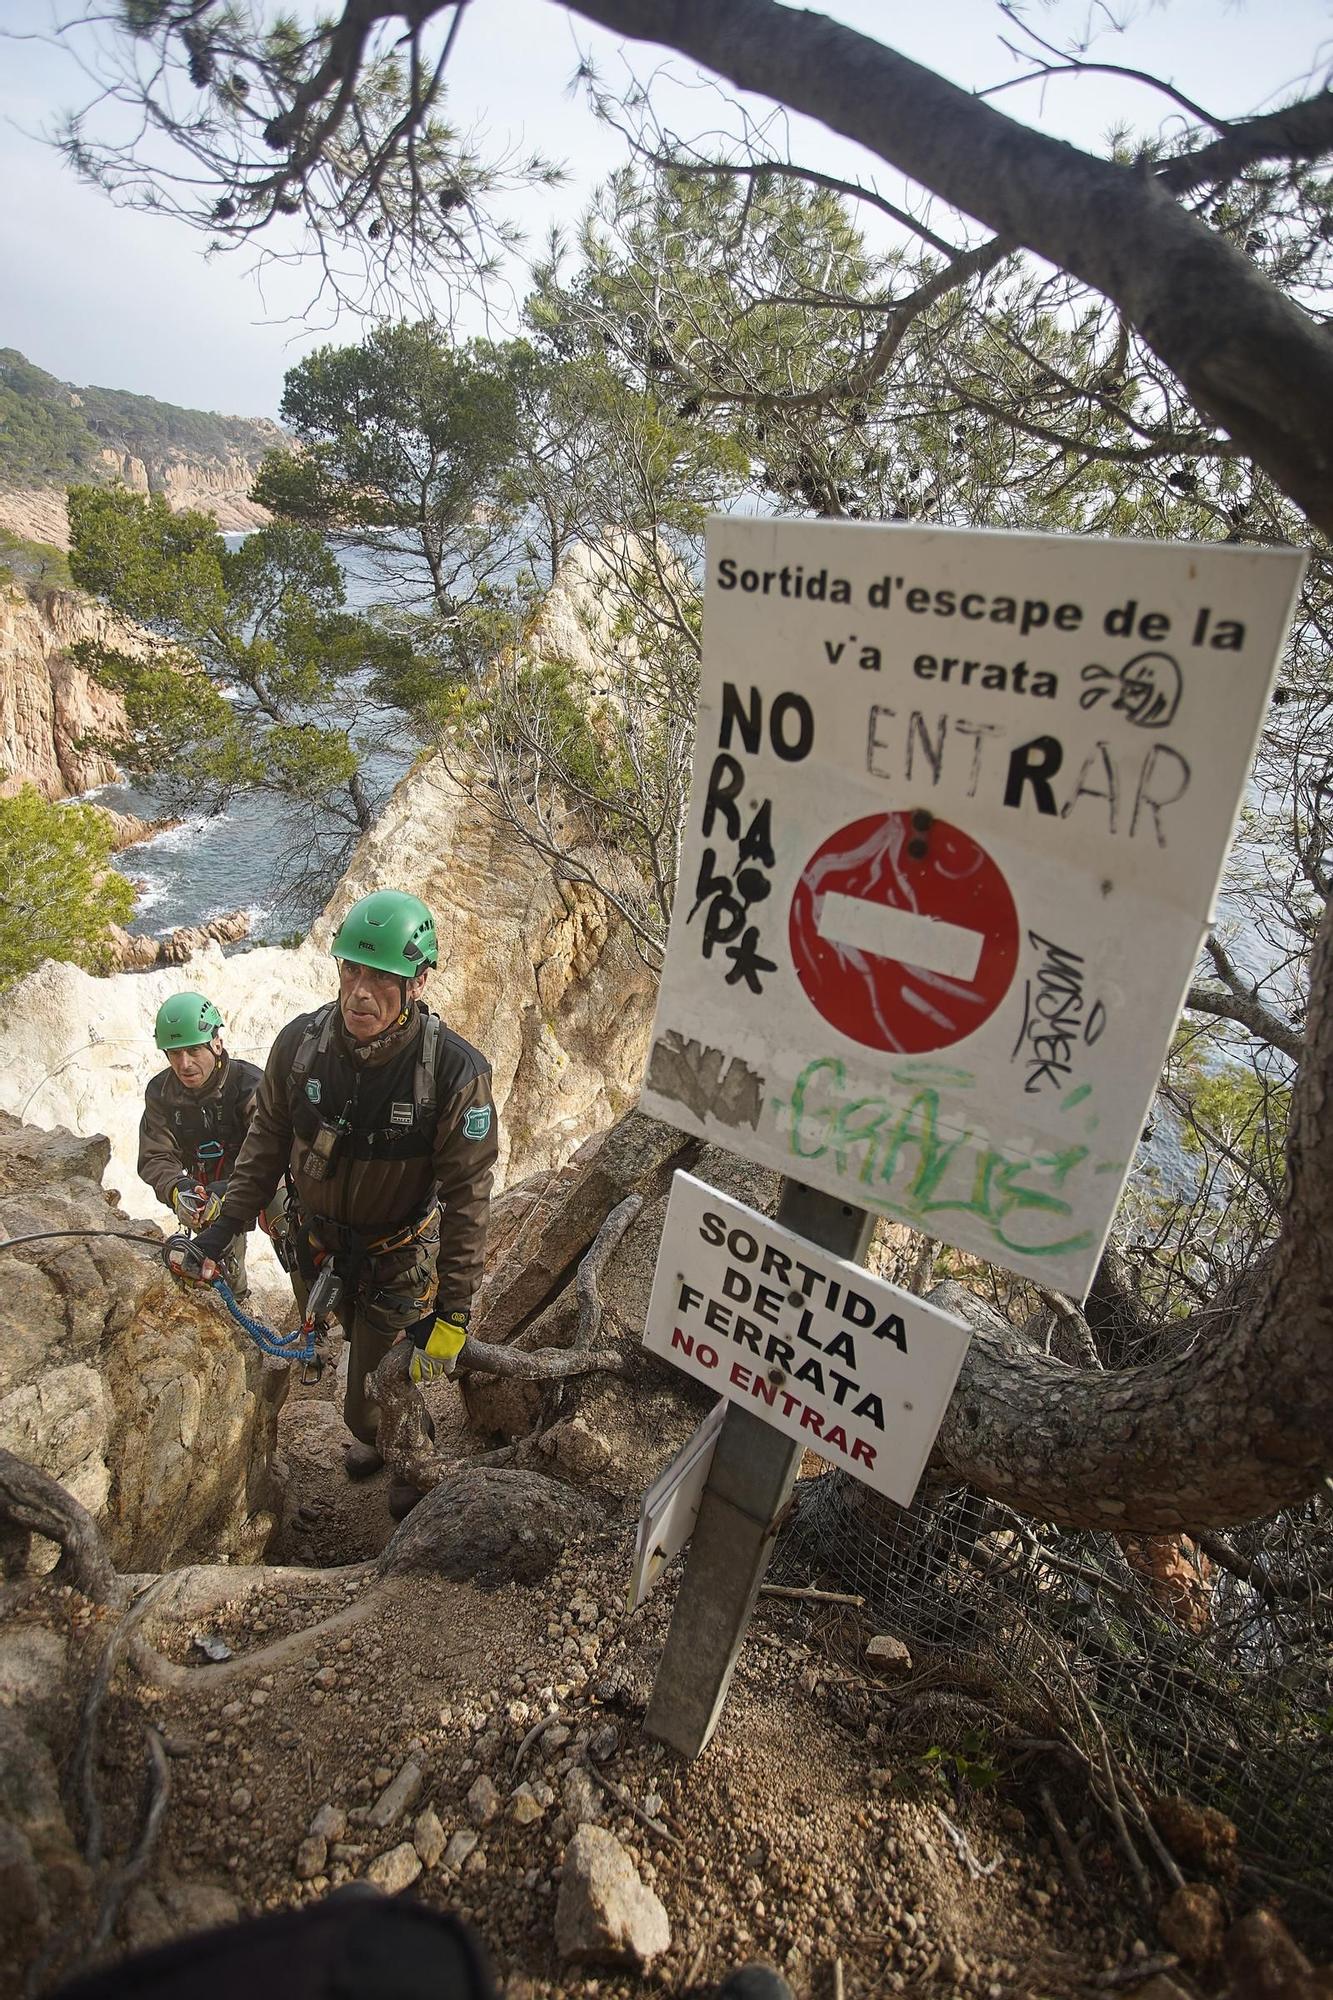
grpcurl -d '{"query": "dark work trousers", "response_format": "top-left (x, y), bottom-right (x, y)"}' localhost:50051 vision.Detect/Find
top-left (270, 1184), bottom-right (439, 1449)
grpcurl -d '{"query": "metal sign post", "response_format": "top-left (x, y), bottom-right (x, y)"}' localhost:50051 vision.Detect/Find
top-left (643, 1179), bottom-right (873, 1759)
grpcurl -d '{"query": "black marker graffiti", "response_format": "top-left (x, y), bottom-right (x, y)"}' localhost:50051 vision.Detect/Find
top-left (1079, 651), bottom-right (1182, 729)
top-left (1011, 932), bottom-right (1108, 1094)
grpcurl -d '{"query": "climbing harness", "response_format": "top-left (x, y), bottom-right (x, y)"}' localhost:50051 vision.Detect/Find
top-left (0, 1225), bottom-right (316, 1369)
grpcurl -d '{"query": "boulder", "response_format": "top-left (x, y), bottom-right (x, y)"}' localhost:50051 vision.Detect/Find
top-left (104, 909), bottom-right (252, 972)
top-left (554, 1824), bottom-right (671, 1968)
top-left (1224, 1909), bottom-right (1330, 2000)
top-left (0, 1112), bottom-right (286, 1575)
top-left (377, 1466), bottom-right (604, 1583)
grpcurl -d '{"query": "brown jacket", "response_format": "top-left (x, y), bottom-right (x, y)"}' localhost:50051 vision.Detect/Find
top-left (137, 1053), bottom-right (263, 1206)
top-left (219, 1001), bottom-right (498, 1312)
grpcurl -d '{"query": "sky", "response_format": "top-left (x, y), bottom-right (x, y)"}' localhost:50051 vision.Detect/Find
top-left (1, 0), bottom-right (1330, 421)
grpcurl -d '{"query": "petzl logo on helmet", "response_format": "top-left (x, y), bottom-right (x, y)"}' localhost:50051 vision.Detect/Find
top-left (306, 1079), bottom-right (322, 1104)
top-left (463, 1105), bottom-right (492, 1141)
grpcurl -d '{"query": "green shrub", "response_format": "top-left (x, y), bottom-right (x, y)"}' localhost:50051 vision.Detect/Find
top-left (0, 785), bottom-right (136, 990)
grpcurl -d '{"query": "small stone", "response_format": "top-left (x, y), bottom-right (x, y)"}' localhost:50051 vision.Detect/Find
top-left (544, 1724), bottom-right (571, 1753)
top-left (373, 1766), bottom-right (392, 1788)
top-left (563, 1767), bottom-right (602, 1827)
top-left (1151, 1796), bottom-right (1239, 1879)
top-left (588, 1726), bottom-right (618, 1763)
top-left (555, 1825), bottom-right (670, 1968)
top-left (413, 1807), bottom-right (446, 1869)
top-left (369, 1761), bottom-right (423, 1830)
top-left (864, 1634), bottom-right (913, 1676)
top-left (467, 1775), bottom-right (502, 1826)
top-left (309, 1804), bottom-right (346, 1844)
top-left (294, 1836), bottom-right (326, 1882)
top-left (366, 1842), bottom-right (422, 1894)
top-left (229, 1788), bottom-right (252, 1813)
top-left (314, 1667), bottom-right (338, 1691)
top-left (1160, 1888), bottom-right (1216, 1968)
top-left (444, 1829), bottom-right (479, 1873)
top-left (510, 1785), bottom-right (545, 1826)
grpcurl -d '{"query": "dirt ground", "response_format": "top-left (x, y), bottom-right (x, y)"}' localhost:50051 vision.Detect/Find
top-left (0, 1369), bottom-right (1156, 2000)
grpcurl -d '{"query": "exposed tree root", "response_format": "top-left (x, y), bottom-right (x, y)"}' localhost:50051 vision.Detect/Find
top-left (371, 1194), bottom-right (644, 1492)
top-left (0, 1445), bottom-right (125, 1607)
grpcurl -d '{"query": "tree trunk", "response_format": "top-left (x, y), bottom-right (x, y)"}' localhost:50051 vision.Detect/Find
top-left (348, 767), bottom-right (373, 833)
top-left (568, 0), bottom-right (1333, 539)
top-left (923, 887), bottom-right (1333, 1529)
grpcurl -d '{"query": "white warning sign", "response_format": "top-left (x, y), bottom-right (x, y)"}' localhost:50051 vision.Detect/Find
top-left (639, 518), bottom-right (1304, 1294)
top-left (644, 1173), bottom-right (973, 1507)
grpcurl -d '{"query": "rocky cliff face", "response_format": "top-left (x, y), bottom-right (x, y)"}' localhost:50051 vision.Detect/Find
top-left (0, 1114), bottom-right (287, 1575)
top-left (92, 443), bottom-right (275, 533)
top-left (0, 581), bottom-right (142, 797)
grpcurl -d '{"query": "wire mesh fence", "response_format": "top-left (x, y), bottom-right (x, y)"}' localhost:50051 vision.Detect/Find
top-left (776, 1469), bottom-right (1333, 1943)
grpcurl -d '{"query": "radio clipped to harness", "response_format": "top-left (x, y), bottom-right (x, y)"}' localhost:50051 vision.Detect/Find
top-left (302, 1107), bottom-right (352, 1183)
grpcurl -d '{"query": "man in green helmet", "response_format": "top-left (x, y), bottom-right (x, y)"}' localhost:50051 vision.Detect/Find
top-left (139, 992), bottom-right (263, 1300)
top-left (172, 890), bottom-right (499, 1519)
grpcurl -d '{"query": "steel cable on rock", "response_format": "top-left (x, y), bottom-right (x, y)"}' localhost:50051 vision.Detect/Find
top-left (0, 1225), bottom-right (313, 1363)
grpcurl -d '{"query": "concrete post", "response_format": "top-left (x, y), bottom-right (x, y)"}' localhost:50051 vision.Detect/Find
top-left (643, 1180), bottom-right (875, 1759)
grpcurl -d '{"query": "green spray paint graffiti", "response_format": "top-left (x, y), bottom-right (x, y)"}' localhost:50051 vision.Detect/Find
top-left (772, 1055), bottom-right (1125, 1258)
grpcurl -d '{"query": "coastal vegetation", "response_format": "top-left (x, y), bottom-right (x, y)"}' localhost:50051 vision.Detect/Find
top-left (0, 345), bottom-right (281, 491)
top-left (22, 1), bottom-right (1333, 1533)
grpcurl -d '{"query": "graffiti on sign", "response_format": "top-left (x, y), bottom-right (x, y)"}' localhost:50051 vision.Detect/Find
top-left (640, 519), bottom-right (1304, 1293)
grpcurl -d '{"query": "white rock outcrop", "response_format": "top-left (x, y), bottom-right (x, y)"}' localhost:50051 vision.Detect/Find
top-left (0, 758), bottom-right (657, 1257)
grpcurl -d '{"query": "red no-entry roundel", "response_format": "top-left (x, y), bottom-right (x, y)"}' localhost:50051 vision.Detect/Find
top-left (789, 811), bottom-right (1019, 1054)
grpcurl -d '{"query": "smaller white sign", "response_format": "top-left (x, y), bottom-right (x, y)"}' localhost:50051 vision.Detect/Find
top-left (627, 1399), bottom-right (727, 1612)
top-left (644, 1173), bottom-right (973, 1507)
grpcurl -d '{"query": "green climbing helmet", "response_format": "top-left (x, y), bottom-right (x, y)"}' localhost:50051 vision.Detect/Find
top-left (331, 890), bottom-right (438, 978)
top-left (155, 991), bottom-right (224, 1052)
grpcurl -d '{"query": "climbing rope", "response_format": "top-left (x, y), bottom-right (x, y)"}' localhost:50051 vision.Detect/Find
top-left (0, 1225), bottom-right (315, 1366)
top-left (210, 1275), bottom-right (316, 1364)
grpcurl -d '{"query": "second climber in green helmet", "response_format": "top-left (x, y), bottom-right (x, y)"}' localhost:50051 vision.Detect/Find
top-left (139, 991), bottom-right (262, 1300)
top-left (171, 890), bottom-right (499, 1522)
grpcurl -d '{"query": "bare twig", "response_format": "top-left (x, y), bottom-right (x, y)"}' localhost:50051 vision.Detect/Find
top-left (512, 1707), bottom-right (560, 1778)
top-left (758, 1584), bottom-right (865, 1607)
top-left (1089, 1955), bottom-right (1181, 1989)
top-left (1038, 1783), bottom-right (1089, 1901)
top-left (1098, 1738), bottom-right (1154, 1909)
top-left (586, 1765), bottom-right (684, 1848)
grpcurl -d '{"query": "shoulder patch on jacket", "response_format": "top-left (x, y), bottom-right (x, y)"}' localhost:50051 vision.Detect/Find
top-left (462, 1105), bottom-right (492, 1141)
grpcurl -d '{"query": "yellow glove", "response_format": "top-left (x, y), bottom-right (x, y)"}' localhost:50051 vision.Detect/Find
top-left (170, 1179), bottom-right (205, 1227)
top-left (409, 1310), bottom-right (469, 1385)
top-left (199, 1187), bottom-right (226, 1226)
